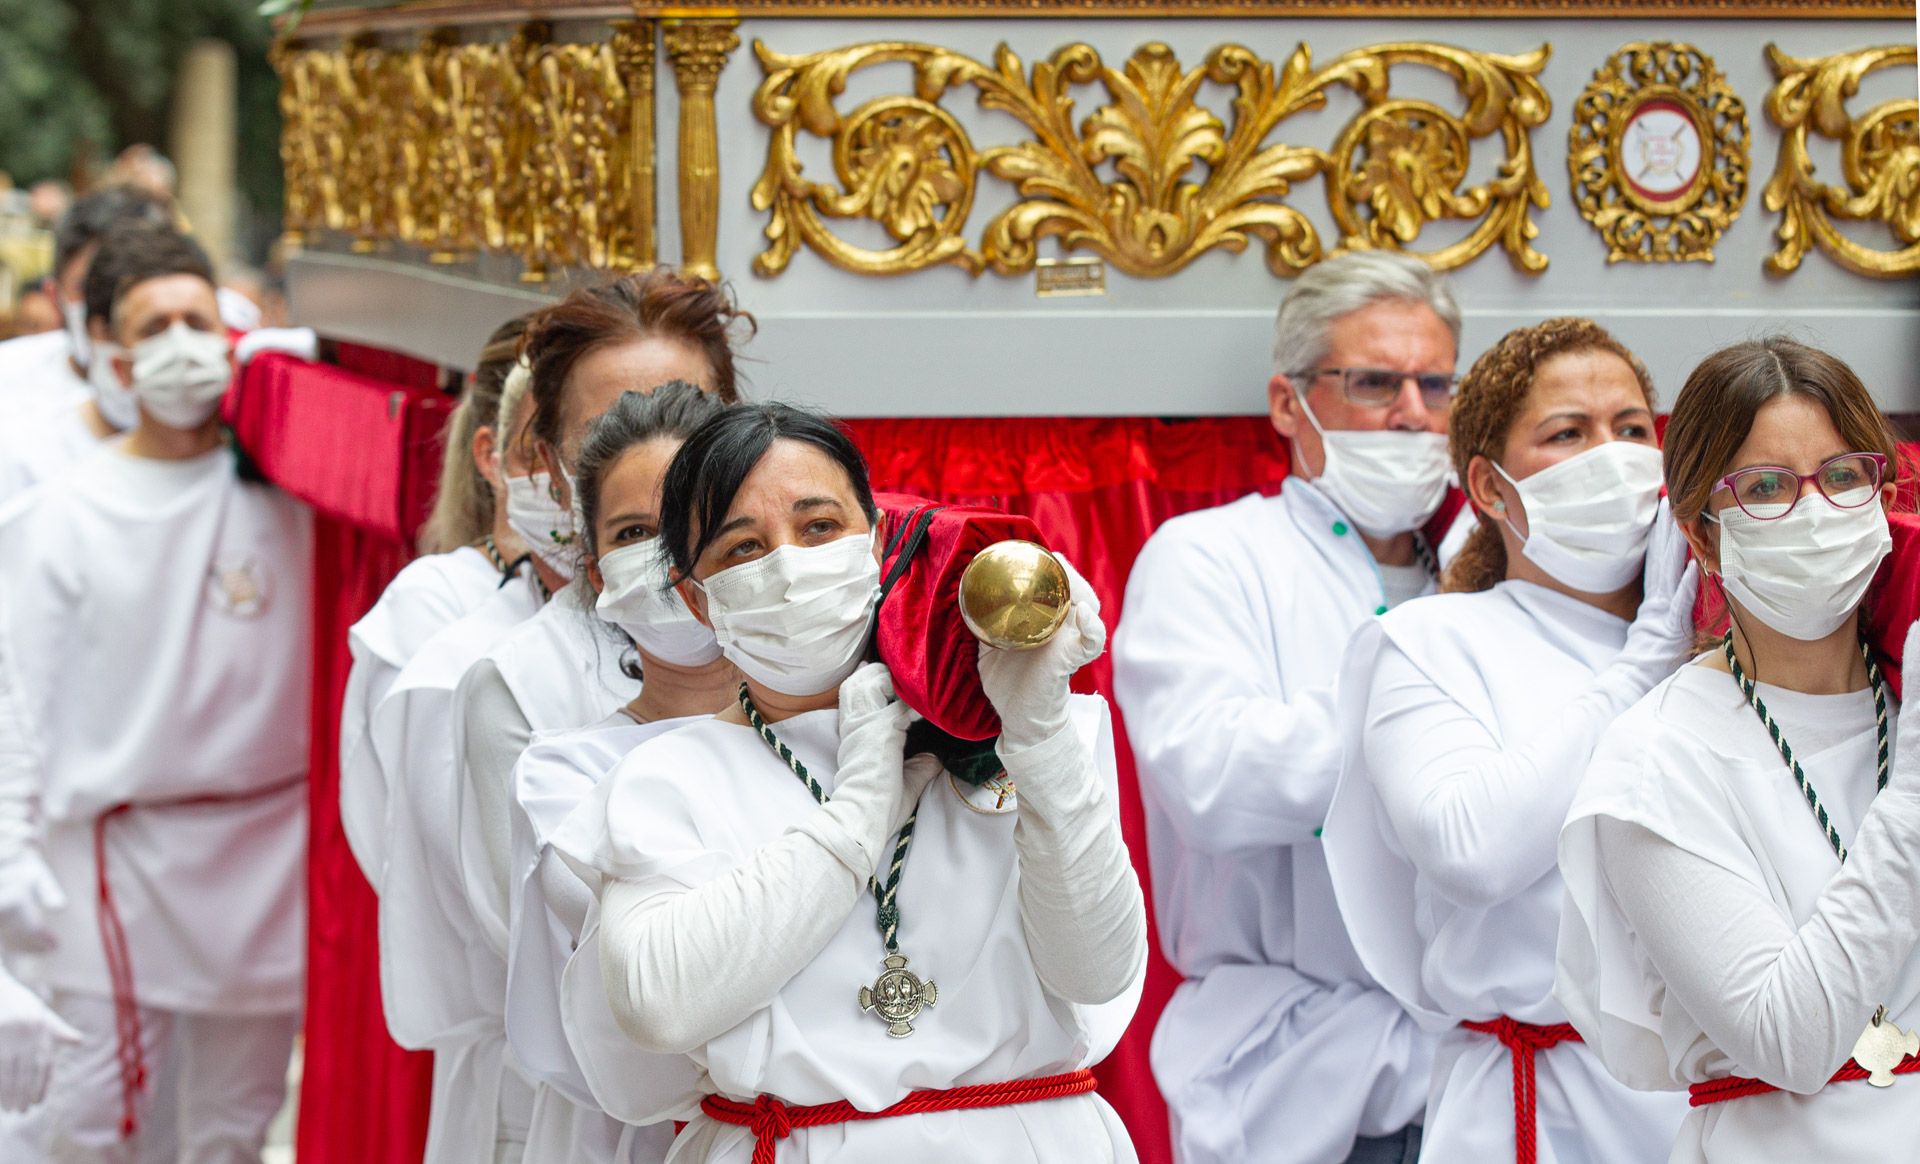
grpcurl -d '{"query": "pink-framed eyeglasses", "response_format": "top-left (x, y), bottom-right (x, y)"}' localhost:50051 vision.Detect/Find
top-left (1709, 451), bottom-right (1888, 521)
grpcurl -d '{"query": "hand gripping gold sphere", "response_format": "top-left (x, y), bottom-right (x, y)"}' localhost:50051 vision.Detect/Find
top-left (958, 540), bottom-right (1072, 651)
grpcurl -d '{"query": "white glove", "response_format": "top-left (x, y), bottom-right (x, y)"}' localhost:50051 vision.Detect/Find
top-left (0, 962), bottom-right (78, 1113)
top-left (790, 663), bottom-right (938, 881)
top-left (978, 555), bottom-right (1105, 752)
top-left (1608, 500), bottom-right (1701, 696)
top-left (0, 851), bottom-right (65, 955)
top-left (234, 326), bottom-right (319, 367)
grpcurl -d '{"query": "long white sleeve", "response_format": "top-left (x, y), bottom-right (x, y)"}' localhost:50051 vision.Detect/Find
top-left (0, 590), bottom-right (40, 865)
top-left (457, 658), bottom-right (534, 953)
top-left (1598, 790), bottom-right (1920, 1094)
top-left (597, 802), bottom-right (873, 1055)
top-left (1001, 722), bottom-right (1146, 1006)
top-left (1365, 640), bottom-right (1644, 911)
top-left (1113, 531), bottom-right (1345, 854)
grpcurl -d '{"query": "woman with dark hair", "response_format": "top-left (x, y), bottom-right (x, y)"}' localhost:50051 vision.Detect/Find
top-left (339, 313), bottom-right (535, 892)
top-left (551, 402), bottom-right (1147, 1162)
top-left (445, 267), bottom-right (748, 1164)
top-left (502, 384), bottom-right (736, 1164)
top-left (1558, 338), bottom-right (1920, 1160)
top-left (1322, 318), bottom-right (1693, 1162)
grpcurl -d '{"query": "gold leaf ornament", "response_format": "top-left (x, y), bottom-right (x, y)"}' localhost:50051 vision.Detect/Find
top-left (1763, 42), bottom-right (1919, 278)
top-left (750, 37), bottom-right (1552, 280)
top-left (1568, 41), bottom-right (1749, 263)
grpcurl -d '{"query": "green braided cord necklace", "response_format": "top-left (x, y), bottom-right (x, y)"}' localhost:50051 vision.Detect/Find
top-left (1721, 630), bottom-right (1889, 863)
top-left (737, 683), bottom-right (940, 1037)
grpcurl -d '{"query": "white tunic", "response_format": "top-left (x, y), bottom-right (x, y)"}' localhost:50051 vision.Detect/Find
top-left (370, 575), bottom-right (543, 1164)
top-left (0, 331), bottom-right (86, 414)
top-left (0, 398), bottom-right (106, 505)
top-left (452, 577), bottom-right (638, 960)
top-left (1109, 482), bottom-right (1434, 1163)
top-left (509, 714), bottom-right (698, 1164)
top-left (1324, 581), bottom-right (1687, 1164)
top-left (550, 697), bottom-right (1140, 1163)
top-left (1559, 663), bottom-right (1920, 1162)
top-left (444, 579), bottom-right (636, 1158)
top-left (0, 443), bottom-right (312, 1013)
top-left (339, 544), bottom-right (499, 890)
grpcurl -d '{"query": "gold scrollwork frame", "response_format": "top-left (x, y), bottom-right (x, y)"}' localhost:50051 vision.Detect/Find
top-left (273, 21), bottom-right (656, 279)
top-left (1569, 41), bottom-right (1749, 263)
top-left (1762, 43), bottom-right (1919, 280)
top-left (750, 39), bottom-right (1552, 280)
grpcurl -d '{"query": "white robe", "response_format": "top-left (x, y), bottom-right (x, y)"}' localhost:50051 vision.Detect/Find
top-left (1324, 581), bottom-right (1686, 1164)
top-left (509, 714), bottom-right (699, 1164)
top-left (370, 575), bottom-right (543, 1164)
top-left (1109, 482), bottom-right (1435, 1163)
top-left (1559, 663), bottom-right (1920, 1162)
top-left (0, 398), bottom-right (107, 505)
top-left (0, 331), bottom-right (86, 415)
top-left (339, 544), bottom-right (499, 891)
top-left (0, 443), bottom-right (312, 1013)
top-left (446, 578), bottom-right (637, 1159)
top-left (550, 697), bottom-right (1139, 1163)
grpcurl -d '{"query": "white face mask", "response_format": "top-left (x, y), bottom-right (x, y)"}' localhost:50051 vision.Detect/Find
top-left (130, 322), bottom-right (231, 429)
top-left (87, 339), bottom-right (140, 431)
top-left (63, 300), bottom-right (92, 369)
top-left (1296, 394), bottom-right (1450, 538)
top-left (1495, 441), bottom-right (1664, 593)
top-left (1717, 488), bottom-right (1891, 641)
top-left (694, 531), bottom-right (881, 697)
top-left (505, 471), bottom-right (577, 579)
top-left (596, 539), bottom-right (721, 667)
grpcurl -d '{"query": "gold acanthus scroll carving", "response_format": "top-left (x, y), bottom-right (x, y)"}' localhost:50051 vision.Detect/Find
top-left (750, 39), bottom-right (1552, 279)
top-left (1762, 43), bottom-right (1919, 279)
top-left (273, 22), bottom-right (655, 280)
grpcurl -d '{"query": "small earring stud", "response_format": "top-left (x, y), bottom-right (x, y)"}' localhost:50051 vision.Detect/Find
top-left (1492, 500), bottom-right (1506, 512)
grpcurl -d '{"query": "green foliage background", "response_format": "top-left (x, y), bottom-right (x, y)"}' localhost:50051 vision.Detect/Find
top-left (0, 0), bottom-right (283, 261)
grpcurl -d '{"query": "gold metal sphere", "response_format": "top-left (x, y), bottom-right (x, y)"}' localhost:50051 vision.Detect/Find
top-left (958, 540), bottom-right (1072, 651)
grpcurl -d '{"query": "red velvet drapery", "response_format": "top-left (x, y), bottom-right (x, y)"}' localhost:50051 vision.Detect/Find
top-left (229, 353), bottom-right (452, 1164)
top-left (236, 353), bottom-right (1300, 1164)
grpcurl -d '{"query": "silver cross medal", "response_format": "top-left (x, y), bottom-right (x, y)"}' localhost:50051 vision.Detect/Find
top-left (859, 955), bottom-right (938, 1038)
top-left (1851, 1006), bottom-right (1919, 1087)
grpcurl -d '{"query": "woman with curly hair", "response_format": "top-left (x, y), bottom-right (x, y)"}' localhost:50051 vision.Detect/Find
top-left (1323, 318), bottom-right (1693, 1163)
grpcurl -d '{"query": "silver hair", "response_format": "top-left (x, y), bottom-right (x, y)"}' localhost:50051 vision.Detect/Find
top-left (1270, 251), bottom-right (1462, 381)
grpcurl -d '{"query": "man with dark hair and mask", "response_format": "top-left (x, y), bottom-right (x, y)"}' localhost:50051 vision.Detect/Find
top-left (1112, 251), bottom-right (1466, 1164)
top-left (0, 186), bottom-right (171, 415)
top-left (0, 224), bottom-right (312, 1162)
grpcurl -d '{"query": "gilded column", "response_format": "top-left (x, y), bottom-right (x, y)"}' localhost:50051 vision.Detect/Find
top-left (615, 20), bottom-right (657, 269)
top-left (663, 18), bottom-right (739, 282)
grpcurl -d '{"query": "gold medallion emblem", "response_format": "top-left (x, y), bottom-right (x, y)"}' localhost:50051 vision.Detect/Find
top-left (858, 954), bottom-right (937, 1038)
top-left (205, 556), bottom-right (268, 618)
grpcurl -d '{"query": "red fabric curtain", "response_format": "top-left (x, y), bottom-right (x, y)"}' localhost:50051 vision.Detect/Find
top-left (298, 517), bottom-right (435, 1164)
top-left (228, 356), bottom-right (455, 1164)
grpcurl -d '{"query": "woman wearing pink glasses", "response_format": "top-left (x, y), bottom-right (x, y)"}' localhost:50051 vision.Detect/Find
top-left (1558, 336), bottom-right (1920, 1161)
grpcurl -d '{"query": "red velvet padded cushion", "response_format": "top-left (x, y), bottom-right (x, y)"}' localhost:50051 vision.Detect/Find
top-left (872, 492), bottom-right (1048, 742)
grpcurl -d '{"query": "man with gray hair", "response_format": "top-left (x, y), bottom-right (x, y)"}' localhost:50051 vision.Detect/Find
top-left (1114, 250), bottom-right (1465, 1163)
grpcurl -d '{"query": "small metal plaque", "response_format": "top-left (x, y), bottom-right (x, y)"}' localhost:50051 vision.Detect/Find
top-left (1034, 257), bottom-right (1106, 298)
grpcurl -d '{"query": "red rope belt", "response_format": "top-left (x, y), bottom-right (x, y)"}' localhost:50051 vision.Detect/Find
top-left (93, 775), bottom-right (304, 1139)
top-left (1690, 1054), bottom-right (1920, 1107)
top-left (699, 1068), bottom-right (1099, 1164)
top-left (1461, 1017), bottom-right (1584, 1164)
